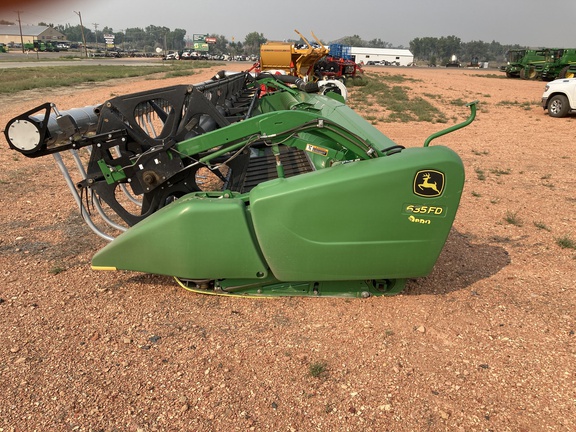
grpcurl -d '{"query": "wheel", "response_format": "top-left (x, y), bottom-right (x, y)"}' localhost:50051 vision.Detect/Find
top-left (527, 66), bottom-right (538, 79)
top-left (559, 66), bottom-right (575, 79)
top-left (547, 94), bottom-right (570, 118)
top-left (519, 68), bottom-right (526, 79)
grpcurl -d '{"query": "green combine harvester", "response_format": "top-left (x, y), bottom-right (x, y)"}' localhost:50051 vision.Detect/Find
top-left (501, 49), bottom-right (547, 78)
top-left (4, 71), bottom-right (477, 297)
top-left (539, 48), bottom-right (576, 81)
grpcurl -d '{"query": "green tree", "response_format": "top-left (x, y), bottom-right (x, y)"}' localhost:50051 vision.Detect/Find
top-left (338, 35), bottom-right (365, 47)
top-left (367, 38), bottom-right (392, 49)
top-left (208, 34), bottom-right (230, 55)
top-left (461, 40), bottom-right (490, 63)
top-left (410, 35), bottom-right (526, 65)
top-left (59, 24), bottom-right (92, 45)
top-left (167, 28), bottom-right (186, 51)
top-left (437, 35), bottom-right (462, 62)
top-left (409, 35), bottom-right (461, 63)
top-left (244, 32), bottom-right (267, 56)
top-left (125, 27), bottom-right (146, 51)
top-left (145, 25), bottom-right (170, 50)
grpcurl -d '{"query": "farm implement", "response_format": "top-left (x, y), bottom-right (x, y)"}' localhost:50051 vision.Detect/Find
top-left (257, 30), bottom-right (363, 90)
top-left (4, 71), bottom-right (477, 297)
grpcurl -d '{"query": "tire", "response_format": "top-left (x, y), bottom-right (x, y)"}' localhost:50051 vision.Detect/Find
top-left (527, 66), bottom-right (538, 80)
top-left (519, 68), bottom-right (526, 79)
top-left (559, 66), bottom-right (575, 79)
top-left (547, 94), bottom-right (570, 118)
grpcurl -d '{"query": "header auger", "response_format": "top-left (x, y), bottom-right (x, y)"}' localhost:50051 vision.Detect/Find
top-left (5, 70), bottom-right (477, 297)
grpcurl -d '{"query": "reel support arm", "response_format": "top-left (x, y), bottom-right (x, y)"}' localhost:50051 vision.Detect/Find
top-left (423, 100), bottom-right (478, 147)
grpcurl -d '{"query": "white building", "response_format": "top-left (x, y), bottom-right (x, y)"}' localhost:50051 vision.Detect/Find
top-left (350, 47), bottom-right (414, 66)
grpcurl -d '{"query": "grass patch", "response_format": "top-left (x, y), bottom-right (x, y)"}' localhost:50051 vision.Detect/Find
top-left (497, 100), bottom-right (520, 107)
top-left (490, 168), bottom-right (511, 176)
top-left (0, 61), bottom-right (215, 94)
top-left (521, 101), bottom-right (535, 110)
top-left (504, 211), bottom-right (523, 227)
top-left (376, 73), bottom-right (419, 83)
top-left (556, 235), bottom-right (576, 249)
top-left (534, 221), bottom-right (551, 231)
top-left (309, 361), bottom-right (328, 378)
top-left (471, 149), bottom-right (489, 156)
top-left (475, 167), bottom-right (486, 181)
top-left (450, 98), bottom-right (467, 106)
top-left (472, 73), bottom-right (507, 79)
top-left (345, 77), bottom-right (368, 87)
top-left (49, 266), bottom-right (66, 275)
top-left (348, 74), bottom-right (447, 123)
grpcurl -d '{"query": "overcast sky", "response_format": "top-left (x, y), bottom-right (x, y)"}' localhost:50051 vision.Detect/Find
top-left (3, 0), bottom-right (575, 48)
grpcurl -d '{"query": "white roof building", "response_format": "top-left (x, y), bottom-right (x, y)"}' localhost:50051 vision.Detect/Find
top-left (350, 47), bottom-right (414, 66)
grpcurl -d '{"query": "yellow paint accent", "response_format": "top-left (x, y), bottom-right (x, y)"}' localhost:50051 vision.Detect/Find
top-left (91, 266), bottom-right (118, 271)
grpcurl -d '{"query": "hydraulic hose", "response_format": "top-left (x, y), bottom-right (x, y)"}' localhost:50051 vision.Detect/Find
top-left (258, 73), bottom-right (320, 93)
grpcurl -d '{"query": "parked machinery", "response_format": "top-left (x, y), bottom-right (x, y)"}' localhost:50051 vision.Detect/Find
top-left (539, 48), bottom-right (576, 81)
top-left (314, 44), bottom-right (364, 82)
top-left (259, 31), bottom-right (363, 84)
top-left (500, 49), bottom-right (547, 78)
top-left (446, 55), bottom-right (461, 68)
top-left (259, 30), bottom-right (329, 81)
top-left (5, 71), bottom-right (477, 297)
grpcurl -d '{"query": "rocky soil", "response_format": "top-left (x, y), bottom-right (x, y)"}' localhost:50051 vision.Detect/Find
top-left (0, 62), bottom-right (575, 431)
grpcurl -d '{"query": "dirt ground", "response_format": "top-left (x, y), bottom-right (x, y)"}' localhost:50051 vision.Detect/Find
top-left (0, 63), bottom-right (575, 431)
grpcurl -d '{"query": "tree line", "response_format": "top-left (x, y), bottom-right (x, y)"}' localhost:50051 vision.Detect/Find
top-left (23, 21), bottom-right (528, 62)
top-left (409, 36), bottom-right (525, 65)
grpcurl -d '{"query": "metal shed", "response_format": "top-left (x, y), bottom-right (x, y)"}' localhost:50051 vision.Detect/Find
top-left (0, 25), bottom-right (66, 46)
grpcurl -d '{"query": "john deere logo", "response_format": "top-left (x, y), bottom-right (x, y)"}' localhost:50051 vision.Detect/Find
top-left (414, 170), bottom-right (444, 197)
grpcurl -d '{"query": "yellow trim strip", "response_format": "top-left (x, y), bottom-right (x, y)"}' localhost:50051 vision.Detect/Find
top-left (91, 266), bottom-right (118, 271)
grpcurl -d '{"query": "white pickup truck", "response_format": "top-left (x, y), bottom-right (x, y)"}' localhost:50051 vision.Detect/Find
top-left (542, 78), bottom-right (576, 117)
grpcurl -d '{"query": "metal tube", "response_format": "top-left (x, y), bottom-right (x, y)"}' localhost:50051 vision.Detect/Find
top-left (44, 106), bottom-right (100, 145)
top-left (52, 153), bottom-right (115, 242)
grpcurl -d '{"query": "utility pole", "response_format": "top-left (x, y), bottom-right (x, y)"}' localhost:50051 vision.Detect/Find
top-left (92, 23), bottom-right (99, 51)
top-left (119, 29), bottom-right (125, 51)
top-left (16, 10), bottom-right (24, 53)
top-left (74, 11), bottom-right (88, 58)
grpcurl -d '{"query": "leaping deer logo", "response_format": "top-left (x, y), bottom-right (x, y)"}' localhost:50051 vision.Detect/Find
top-left (414, 170), bottom-right (444, 197)
top-left (418, 173), bottom-right (440, 194)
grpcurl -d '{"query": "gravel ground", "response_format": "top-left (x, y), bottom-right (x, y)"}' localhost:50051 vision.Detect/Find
top-left (1, 63), bottom-right (575, 431)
